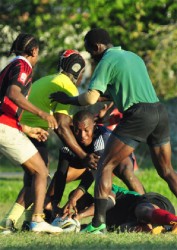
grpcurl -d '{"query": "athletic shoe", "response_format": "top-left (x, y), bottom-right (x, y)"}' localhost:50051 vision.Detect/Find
top-left (151, 226), bottom-right (165, 234)
top-left (21, 221), bottom-right (30, 231)
top-left (81, 223), bottom-right (106, 234)
top-left (0, 219), bottom-right (18, 234)
top-left (170, 222), bottom-right (177, 234)
top-left (30, 221), bottom-right (63, 234)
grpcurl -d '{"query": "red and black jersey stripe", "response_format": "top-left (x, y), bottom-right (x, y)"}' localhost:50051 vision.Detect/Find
top-left (0, 58), bottom-right (32, 120)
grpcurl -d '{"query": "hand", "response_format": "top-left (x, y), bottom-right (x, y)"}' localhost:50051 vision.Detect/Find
top-left (62, 198), bottom-right (77, 219)
top-left (83, 153), bottom-right (100, 170)
top-left (39, 112), bottom-right (58, 130)
top-left (49, 91), bottom-right (70, 104)
top-left (98, 104), bottom-right (109, 119)
top-left (22, 125), bottom-right (49, 142)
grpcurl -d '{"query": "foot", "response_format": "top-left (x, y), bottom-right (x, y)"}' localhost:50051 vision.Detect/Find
top-left (30, 221), bottom-right (63, 234)
top-left (81, 223), bottom-right (106, 234)
top-left (0, 219), bottom-right (18, 234)
top-left (170, 221), bottom-right (177, 234)
top-left (151, 226), bottom-right (165, 235)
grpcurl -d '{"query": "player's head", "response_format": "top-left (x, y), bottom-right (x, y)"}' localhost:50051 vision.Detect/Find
top-left (73, 110), bottom-right (95, 147)
top-left (58, 49), bottom-right (85, 85)
top-left (9, 33), bottom-right (39, 67)
top-left (84, 28), bottom-right (112, 62)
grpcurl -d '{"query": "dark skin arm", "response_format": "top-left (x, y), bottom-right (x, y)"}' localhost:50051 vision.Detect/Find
top-left (50, 92), bottom-right (80, 105)
top-left (8, 85), bottom-right (58, 129)
top-left (54, 113), bottom-right (99, 169)
top-left (63, 170), bottom-right (94, 217)
top-left (49, 91), bottom-right (111, 106)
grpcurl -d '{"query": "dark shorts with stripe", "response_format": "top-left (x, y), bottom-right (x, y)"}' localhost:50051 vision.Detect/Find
top-left (113, 102), bottom-right (170, 148)
top-left (106, 192), bottom-right (175, 228)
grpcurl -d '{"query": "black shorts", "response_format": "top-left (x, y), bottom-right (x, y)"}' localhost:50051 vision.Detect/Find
top-left (113, 102), bottom-right (170, 147)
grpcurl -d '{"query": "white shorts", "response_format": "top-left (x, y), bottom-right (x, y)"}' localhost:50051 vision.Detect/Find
top-left (0, 123), bottom-right (38, 165)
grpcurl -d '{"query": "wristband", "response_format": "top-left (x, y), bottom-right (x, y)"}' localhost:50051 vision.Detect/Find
top-left (78, 186), bottom-right (86, 194)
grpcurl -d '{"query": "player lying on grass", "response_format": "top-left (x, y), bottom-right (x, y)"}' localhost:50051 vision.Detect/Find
top-left (45, 110), bottom-right (145, 220)
top-left (60, 184), bottom-right (177, 235)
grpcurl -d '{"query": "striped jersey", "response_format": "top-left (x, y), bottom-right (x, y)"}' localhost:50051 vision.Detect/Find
top-left (0, 56), bottom-right (32, 129)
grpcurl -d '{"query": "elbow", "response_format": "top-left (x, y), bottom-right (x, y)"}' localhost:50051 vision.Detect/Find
top-left (87, 98), bottom-right (97, 105)
top-left (55, 124), bottom-right (69, 137)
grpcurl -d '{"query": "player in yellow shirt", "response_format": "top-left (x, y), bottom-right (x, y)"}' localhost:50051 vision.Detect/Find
top-left (0, 50), bottom-right (99, 233)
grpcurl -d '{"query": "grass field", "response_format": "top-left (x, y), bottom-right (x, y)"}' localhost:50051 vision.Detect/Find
top-left (0, 168), bottom-right (177, 250)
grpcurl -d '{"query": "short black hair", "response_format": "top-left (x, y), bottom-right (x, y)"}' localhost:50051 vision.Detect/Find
top-left (84, 28), bottom-right (112, 47)
top-left (73, 110), bottom-right (94, 125)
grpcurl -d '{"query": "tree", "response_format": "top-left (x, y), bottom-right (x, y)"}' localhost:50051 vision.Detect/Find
top-left (0, 0), bottom-right (176, 96)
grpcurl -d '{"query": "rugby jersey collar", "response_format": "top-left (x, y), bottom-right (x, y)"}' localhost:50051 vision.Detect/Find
top-left (11, 56), bottom-right (32, 68)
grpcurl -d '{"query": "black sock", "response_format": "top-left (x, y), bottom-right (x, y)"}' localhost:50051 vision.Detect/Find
top-left (106, 196), bottom-right (115, 211)
top-left (92, 198), bottom-right (108, 227)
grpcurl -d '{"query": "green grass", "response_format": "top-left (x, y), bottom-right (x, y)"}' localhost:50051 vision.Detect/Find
top-left (0, 168), bottom-right (177, 250)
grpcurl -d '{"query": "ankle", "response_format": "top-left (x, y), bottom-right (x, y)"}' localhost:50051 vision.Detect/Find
top-left (32, 213), bottom-right (45, 223)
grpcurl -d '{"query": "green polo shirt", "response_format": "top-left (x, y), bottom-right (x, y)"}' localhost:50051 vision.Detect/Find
top-left (89, 47), bottom-right (159, 113)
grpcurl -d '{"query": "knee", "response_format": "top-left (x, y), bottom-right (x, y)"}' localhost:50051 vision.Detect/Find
top-left (35, 166), bottom-right (49, 178)
top-left (115, 164), bottom-right (134, 180)
top-left (158, 167), bottom-right (174, 180)
top-left (95, 178), bottom-right (111, 197)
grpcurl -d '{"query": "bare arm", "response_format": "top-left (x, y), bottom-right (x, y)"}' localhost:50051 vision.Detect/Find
top-left (63, 188), bottom-right (85, 217)
top-left (7, 85), bottom-right (58, 129)
top-left (21, 124), bottom-right (49, 142)
top-left (74, 203), bottom-right (95, 221)
top-left (49, 89), bottom-right (101, 106)
top-left (54, 113), bottom-right (99, 168)
top-left (54, 113), bottom-right (87, 159)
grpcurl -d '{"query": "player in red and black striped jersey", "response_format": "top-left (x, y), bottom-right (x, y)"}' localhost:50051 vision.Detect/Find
top-left (0, 56), bottom-right (33, 128)
top-left (0, 33), bottom-right (61, 234)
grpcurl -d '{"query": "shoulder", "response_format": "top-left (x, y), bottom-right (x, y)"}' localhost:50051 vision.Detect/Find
top-left (11, 59), bottom-right (32, 84)
top-left (95, 125), bottom-right (111, 137)
top-left (93, 125), bottom-right (111, 151)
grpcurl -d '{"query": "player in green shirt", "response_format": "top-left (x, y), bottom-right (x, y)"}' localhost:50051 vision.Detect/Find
top-left (50, 28), bottom-right (177, 234)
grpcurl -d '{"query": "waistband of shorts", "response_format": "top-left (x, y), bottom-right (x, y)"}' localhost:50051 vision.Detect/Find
top-left (126, 102), bottom-right (160, 111)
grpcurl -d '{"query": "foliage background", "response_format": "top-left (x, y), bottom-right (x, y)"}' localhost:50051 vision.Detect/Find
top-left (0, 0), bottom-right (177, 167)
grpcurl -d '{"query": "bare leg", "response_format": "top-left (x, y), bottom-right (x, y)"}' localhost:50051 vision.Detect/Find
top-left (113, 157), bottom-right (145, 194)
top-left (149, 142), bottom-right (177, 197)
top-left (95, 137), bottom-right (134, 198)
top-left (93, 136), bottom-right (134, 226)
top-left (22, 151), bottom-right (48, 222)
top-left (16, 186), bottom-right (33, 209)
